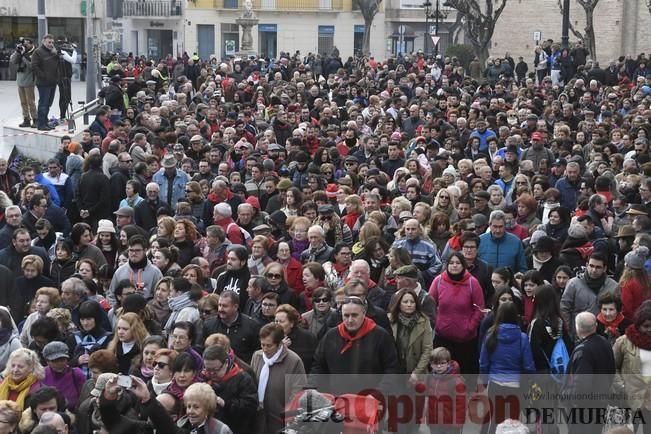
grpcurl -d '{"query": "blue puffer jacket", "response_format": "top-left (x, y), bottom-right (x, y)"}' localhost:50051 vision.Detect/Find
top-left (479, 323), bottom-right (535, 385)
top-left (478, 232), bottom-right (527, 272)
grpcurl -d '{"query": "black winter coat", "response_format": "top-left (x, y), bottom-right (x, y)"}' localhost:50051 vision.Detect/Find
top-left (78, 169), bottom-right (111, 222)
top-left (210, 365), bottom-right (258, 434)
top-left (201, 313), bottom-right (261, 363)
top-left (286, 326), bottom-right (317, 373)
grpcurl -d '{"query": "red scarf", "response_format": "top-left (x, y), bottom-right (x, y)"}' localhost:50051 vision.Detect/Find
top-left (597, 312), bottom-right (625, 337)
top-left (219, 361), bottom-right (243, 383)
top-left (448, 234), bottom-right (462, 251)
top-left (625, 324), bottom-right (651, 351)
top-left (333, 263), bottom-right (349, 276)
top-left (337, 317), bottom-right (376, 354)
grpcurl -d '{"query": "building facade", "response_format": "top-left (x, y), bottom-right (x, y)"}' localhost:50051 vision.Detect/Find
top-left (185, 0), bottom-right (385, 60)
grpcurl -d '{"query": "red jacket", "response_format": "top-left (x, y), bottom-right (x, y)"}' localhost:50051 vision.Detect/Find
top-left (425, 360), bottom-right (466, 428)
top-left (621, 278), bottom-right (651, 320)
top-left (284, 257), bottom-right (305, 295)
top-left (429, 271), bottom-right (484, 342)
top-left (216, 217), bottom-right (244, 245)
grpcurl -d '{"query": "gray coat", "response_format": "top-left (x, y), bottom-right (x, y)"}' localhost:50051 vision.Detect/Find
top-left (10, 48), bottom-right (35, 87)
top-left (560, 274), bottom-right (620, 341)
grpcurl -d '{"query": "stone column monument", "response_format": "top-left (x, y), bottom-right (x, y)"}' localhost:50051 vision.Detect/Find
top-left (236, 0), bottom-right (258, 56)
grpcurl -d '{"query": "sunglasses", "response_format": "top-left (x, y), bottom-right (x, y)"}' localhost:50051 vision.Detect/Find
top-left (315, 297), bottom-right (331, 303)
top-left (154, 361), bottom-right (168, 369)
top-left (266, 273), bottom-right (282, 279)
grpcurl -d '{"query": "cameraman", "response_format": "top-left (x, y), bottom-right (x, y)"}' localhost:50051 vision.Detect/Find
top-left (57, 40), bottom-right (78, 120)
top-left (31, 34), bottom-right (60, 131)
top-left (9, 38), bottom-right (37, 128)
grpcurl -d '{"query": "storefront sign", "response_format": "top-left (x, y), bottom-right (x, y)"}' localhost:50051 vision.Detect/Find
top-left (0, 7), bottom-right (19, 16)
top-left (150, 21), bottom-right (165, 28)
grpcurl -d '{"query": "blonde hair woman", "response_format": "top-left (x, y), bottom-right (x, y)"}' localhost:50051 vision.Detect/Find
top-left (107, 312), bottom-right (150, 374)
top-left (0, 349), bottom-right (44, 410)
top-left (342, 194), bottom-right (363, 231)
top-left (20, 287), bottom-right (61, 346)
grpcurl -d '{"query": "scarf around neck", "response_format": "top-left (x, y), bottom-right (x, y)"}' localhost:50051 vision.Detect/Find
top-left (597, 312), bottom-right (625, 337)
top-left (583, 272), bottom-right (607, 293)
top-left (337, 317), bottom-right (377, 354)
top-left (258, 345), bottom-right (284, 403)
top-left (625, 324), bottom-right (651, 351)
top-left (0, 374), bottom-right (38, 410)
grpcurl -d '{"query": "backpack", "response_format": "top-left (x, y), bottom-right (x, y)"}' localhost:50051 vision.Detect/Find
top-left (530, 318), bottom-right (569, 384)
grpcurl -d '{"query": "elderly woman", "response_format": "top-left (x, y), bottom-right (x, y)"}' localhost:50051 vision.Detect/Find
top-left (0, 349), bottom-right (43, 410)
top-left (487, 185), bottom-right (506, 211)
top-left (20, 287), bottom-right (60, 347)
top-left (301, 287), bottom-right (335, 339)
top-left (274, 304), bottom-right (317, 373)
top-left (262, 261), bottom-right (299, 306)
top-left (613, 301), bottom-right (651, 434)
top-left (515, 193), bottom-right (542, 232)
top-left (251, 323), bottom-right (306, 434)
top-left (274, 242), bottom-right (304, 296)
top-left (299, 262), bottom-right (326, 313)
top-left (149, 348), bottom-right (177, 396)
top-left (248, 235), bottom-right (273, 276)
top-left (13, 255), bottom-right (54, 323)
top-left (177, 382), bottom-right (233, 433)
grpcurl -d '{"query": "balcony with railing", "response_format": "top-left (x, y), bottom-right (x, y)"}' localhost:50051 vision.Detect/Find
top-left (123, 0), bottom-right (183, 17)
top-left (213, 0), bottom-right (344, 11)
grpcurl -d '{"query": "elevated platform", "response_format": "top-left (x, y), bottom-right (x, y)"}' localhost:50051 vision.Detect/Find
top-left (3, 117), bottom-right (92, 162)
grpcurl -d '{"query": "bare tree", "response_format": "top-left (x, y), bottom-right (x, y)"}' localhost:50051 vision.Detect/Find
top-left (354, 0), bottom-right (383, 55)
top-left (557, 0), bottom-right (600, 60)
top-left (449, 12), bottom-right (465, 45)
top-left (647, 0), bottom-right (651, 15)
top-left (444, 0), bottom-right (508, 65)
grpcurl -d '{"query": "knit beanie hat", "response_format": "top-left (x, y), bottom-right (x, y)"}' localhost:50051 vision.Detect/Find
top-left (625, 246), bottom-right (650, 270)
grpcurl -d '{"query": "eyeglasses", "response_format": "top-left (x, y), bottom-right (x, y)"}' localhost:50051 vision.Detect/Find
top-left (154, 361), bottom-right (168, 369)
top-left (265, 273), bottom-right (282, 279)
top-left (204, 365), bottom-right (223, 374)
top-left (262, 303), bottom-right (277, 308)
top-left (314, 297), bottom-right (331, 303)
top-left (462, 245), bottom-right (478, 250)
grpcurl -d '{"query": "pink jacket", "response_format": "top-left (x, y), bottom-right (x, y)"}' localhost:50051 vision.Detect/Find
top-left (428, 271), bottom-right (485, 342)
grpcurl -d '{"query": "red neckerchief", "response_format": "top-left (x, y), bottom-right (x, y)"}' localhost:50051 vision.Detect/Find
top-left (219, 361), bottom-right (242, 383)
top-left (625, 324), bottom-right (651, 351)
top-left (337, 317), bottom-right (377, 354)
top-left (597, 312), bottom-right (625, 336)
top-left (333, 263), bottom-right (349, 275)
top-left (448, 234), bottom-right (462, 251)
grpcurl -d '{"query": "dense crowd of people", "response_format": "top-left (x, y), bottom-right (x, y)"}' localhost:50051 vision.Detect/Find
top-left (0, 35), bottom-right (649, 434)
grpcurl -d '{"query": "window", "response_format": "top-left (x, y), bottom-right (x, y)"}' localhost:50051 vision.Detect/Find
top-left (318, 25), bottom-right (335, 55)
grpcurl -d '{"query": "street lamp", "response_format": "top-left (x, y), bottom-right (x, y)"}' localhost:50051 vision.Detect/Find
top-left (421, 0), bottom-right (450, 57)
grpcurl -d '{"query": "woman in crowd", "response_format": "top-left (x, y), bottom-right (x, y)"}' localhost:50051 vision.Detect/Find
top-left (388, 288), bottom-right (433, 382)
top-left (274, 242), bottom-right (304, 295)
top-left (183, 263), bottom-right (215, 293)
top-left (274, 304), bottom-right (317, 372)
top-left (596, 293), bottom-right (633, 345)
top-left (487, 185), bottom-right (506, 211)
top-left (299, 262), bottom-right (326, 313)
top-left (107, 312), bottom-right (149, 374)
top-left (94, 219), bottom-right (120, 270)
top-left (620, 246), bottom-right (651, 320)
top-left (251, 323), bottom-right (306, 434)
top-left (148, 277), bottom-right (172, 325)
top-left (478, 287), bottom-right (521, 353)
top-left (539, 206), bottom-right (570, 247)
top-left (301, 287), bottom-right (336, 339)
top-left (157, 216), bottom-right (177, 242)
top-left (280, 187), bottom-right (302, 217)
top-left (248, 235), bottom-right (273, 276)
top-left (166, 352), bottom-right (201, 405)
top-left (380, 246), bottom-right (413, 297)
top-left (0, 348), bottom-right (43, 410)
top-left (262, 261), bottom-right (299, 306)
top-left (479, 301), bottom-right (535, 433)
top-left (149, 348), bottom-right (177, 396)
top-left (428, 212), bottom-right (451, 254)
top-left (130, 335), bottom-right (166, 382)
top-left (552, 265), bottom-right (573, 296)
top-left (164, 277), bottom-right (201, 337)
top-left (76, 258), bottom-right (99, 282)
top-left (173, 219), bottom-right (201, 268)
top-left (287, 217), bottom-right (311, 261)
top-left (20, 287), bottom-right (60, 347)
top-left (356, 236), bottom-right (389, 284)
top-left (70, 222), bottom-right (108, 269)
top-left (153, 246), bottom-right (182, 277)
top-left (515, 193), bottom-right (542, 232)
top-left (429, 252), bottom-right (485, 375)
top-left (177, 382), bottom-right (233, 433)
top-left (342, 194), bottom-right (363, 231)
top-left (613, 301), bottom-right (651, 434)
top-left (521, 270), bottom-right (545, 328)
top-left (67, 300), bottom-right (112, 375)
top-left (50, 239), bottom-right (76, 288)
top-left (13, 255), bottom-right (54, 323)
